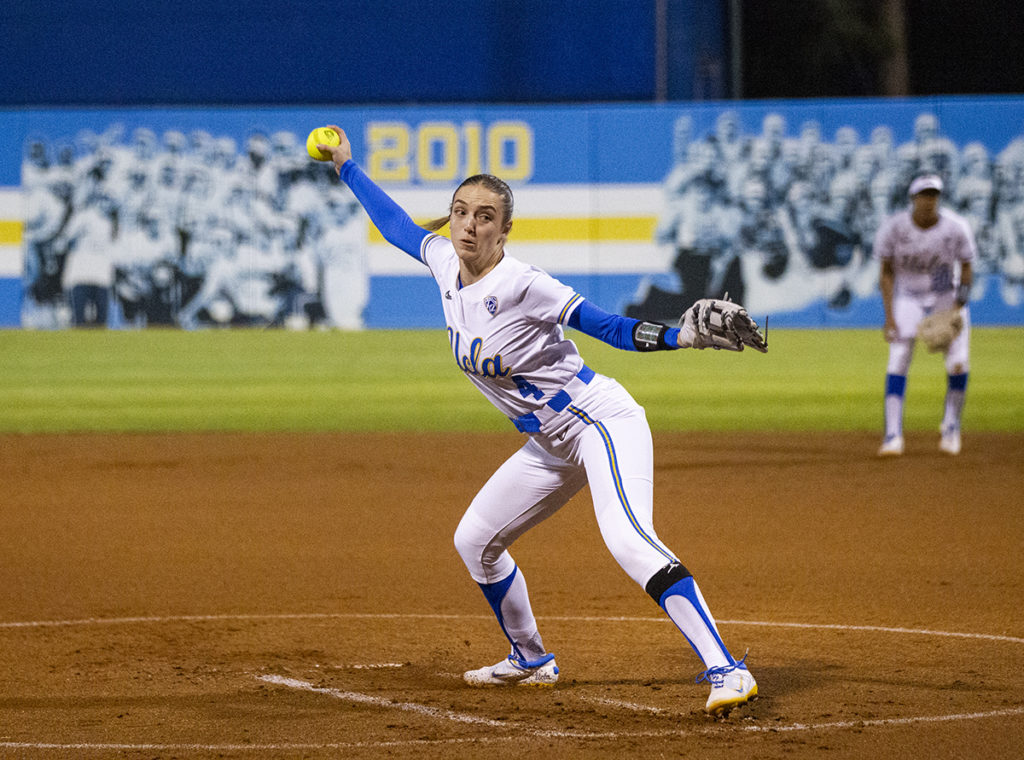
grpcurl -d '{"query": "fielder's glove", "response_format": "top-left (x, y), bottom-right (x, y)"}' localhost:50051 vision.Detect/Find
top-left (678, 296), bottom-right (768, 352)
top-left (917, 307), bottom-right (963, 353)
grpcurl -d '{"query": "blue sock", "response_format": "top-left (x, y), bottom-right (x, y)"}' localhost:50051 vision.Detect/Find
top-left (884, 373), bottom-right (907, 438)
top-left (885, 373), bottom-right (907, 397)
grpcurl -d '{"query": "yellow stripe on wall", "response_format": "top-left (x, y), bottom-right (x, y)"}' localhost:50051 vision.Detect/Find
top-left (0, 221), bottom-right (22, 245)
top-left (0, 216), bottom-right (657, 246)
top-left (369, 216), bottom-right (657, 244)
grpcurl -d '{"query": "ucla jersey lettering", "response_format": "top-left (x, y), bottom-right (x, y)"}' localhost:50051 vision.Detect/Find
top-left (899, 250), bottom-right (943, 275)
top-left (448, 328), bottom-right (511, 379)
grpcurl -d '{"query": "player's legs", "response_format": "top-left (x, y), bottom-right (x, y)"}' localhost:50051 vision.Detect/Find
top-left (93, 284), bottom-right (109, 326)
top-left (69, 284), bottom-right (90, 326)
top-left (940, 310), bottom-right (971, 454)
top-left (881, 360), bottom-right (909, 451)
top-left (880, 335), bottom-right (918, 456)
top-left (880, 295), bottom-right (925, 455)
top-left (454, 437), bottom-right (586, 665)
top-left (576, 412), bottom-right (744, 675)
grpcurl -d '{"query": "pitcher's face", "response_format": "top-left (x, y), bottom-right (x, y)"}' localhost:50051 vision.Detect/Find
top-left (449, 185), bottom-right (511, 270)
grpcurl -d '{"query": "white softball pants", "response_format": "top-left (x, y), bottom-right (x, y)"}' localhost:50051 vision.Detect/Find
top-left (453, 374), bottom-right (676, 591)
top-left (887, 290), bottom-right (971, 375)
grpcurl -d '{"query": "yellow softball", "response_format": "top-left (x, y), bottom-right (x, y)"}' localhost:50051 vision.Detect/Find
top-left (306, 127), bottom-right (340, 161)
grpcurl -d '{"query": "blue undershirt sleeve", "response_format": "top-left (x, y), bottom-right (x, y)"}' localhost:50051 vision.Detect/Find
top-left (338, 159), bottom-right (430, 261)
top-left (567, 299), bottom-right (680, 351)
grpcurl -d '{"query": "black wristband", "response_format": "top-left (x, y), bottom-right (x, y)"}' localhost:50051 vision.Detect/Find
top-left (632, 321), bottom-right (671, 351)
top-left (955, 283), bottom-right (970, 306)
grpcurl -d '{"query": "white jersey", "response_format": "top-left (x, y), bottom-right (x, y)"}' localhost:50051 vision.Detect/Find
top-left (62, 205), bottom-right (116, 289)
top-left (421, 234), bottom-right (585, 422)
top-left (873, 208), bottom-right (976, 297)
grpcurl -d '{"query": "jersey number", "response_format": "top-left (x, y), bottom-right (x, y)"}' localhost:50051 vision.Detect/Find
top-left (512, 375), bottom-right (544, 400)
top-left (931, 263), bottom-right (953, 293)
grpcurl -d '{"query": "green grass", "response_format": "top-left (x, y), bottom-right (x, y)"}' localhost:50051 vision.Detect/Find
top-left (1, 327), bottom-right (1022, 433)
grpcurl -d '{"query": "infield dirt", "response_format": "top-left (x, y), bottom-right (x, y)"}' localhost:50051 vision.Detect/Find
top-left (2, 431), bottom-right (1022, 759)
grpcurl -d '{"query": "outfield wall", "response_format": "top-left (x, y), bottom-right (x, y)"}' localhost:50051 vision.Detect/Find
top-left (3, 96), bottom-right (1024, 330)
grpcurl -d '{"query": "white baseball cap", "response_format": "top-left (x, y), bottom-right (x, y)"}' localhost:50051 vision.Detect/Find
top-left (908, 174), bottom-right (943, 196)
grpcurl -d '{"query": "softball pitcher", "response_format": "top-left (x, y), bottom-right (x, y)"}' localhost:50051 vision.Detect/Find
top-left (317, 126), bottom-right (764, 717)
top-left (875, 173), bottom-right (976, 456)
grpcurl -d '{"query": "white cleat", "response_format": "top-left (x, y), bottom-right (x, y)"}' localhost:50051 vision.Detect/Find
top-left (463, 653), bottom-right (559, 687)
top-left (939, 429), bottom-right (962, 455)
top-left (877, 435), bottom-right (905, 457)
top-left (699, 661), bottom-right (758, 717)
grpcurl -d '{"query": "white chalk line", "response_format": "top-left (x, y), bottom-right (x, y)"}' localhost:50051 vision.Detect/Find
top-left (4, 703), bottom-right (1024, 752)
top-left (718, 619), bottom-right (1024, 645)
top-left (258, 674), bottom-right (657, 740)
top-left (572, 695), bottom-right (1024, 733)
top-left (2, 612), bottom-right (1022, 752)
top-left (256, 674), bottom-right (506, 726)
top-left (583, 695), bottom-right (668, 714)
top-left (1, 611), bottom-right (1022, 645)
top-left (738, 706), bottom-right (1024, 733)
top-left (256, 674), bottom-right (1024, 742)
top-left (1, 675), bottom-right (1020, 754)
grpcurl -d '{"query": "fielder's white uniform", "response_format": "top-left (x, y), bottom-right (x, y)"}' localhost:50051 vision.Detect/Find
top-left (873, 188), bottom-right (976, 455)
top-left (873, 206), bottom-right (976, 374)
top-left (337, 159), bottom-right (750, 690)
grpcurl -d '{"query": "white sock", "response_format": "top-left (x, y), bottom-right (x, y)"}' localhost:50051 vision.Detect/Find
top-left (500, 569), bottom-right (546, 660)
top-left (885, 394), bottom-right (904, 438)
top-left (941, 374), bottom-right (968, 433)
top-left (660, 576), bottom-right (733, 670)
top-left (479, 566), bottom-right (546, 661)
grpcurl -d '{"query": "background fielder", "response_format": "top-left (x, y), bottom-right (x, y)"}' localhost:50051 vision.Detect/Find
top-left (874, 173), bottom-right (977, 456)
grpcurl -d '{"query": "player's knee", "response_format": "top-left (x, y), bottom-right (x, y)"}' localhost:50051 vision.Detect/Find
top-left (453, 514), bottom-right (504, 575)
top-left (886, 341), bottom-right (913, 375)
top-left (452, 517), bottom-right (479, 566)
top-left (600, 531), bottom-right (651, 579)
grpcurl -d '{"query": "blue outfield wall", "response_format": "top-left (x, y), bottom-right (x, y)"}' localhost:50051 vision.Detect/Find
top-left (2, 95), bottom-right (1024, 330)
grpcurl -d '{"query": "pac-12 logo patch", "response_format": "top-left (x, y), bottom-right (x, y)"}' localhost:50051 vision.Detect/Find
top-left (484, 296), bottom-right (498, 315)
